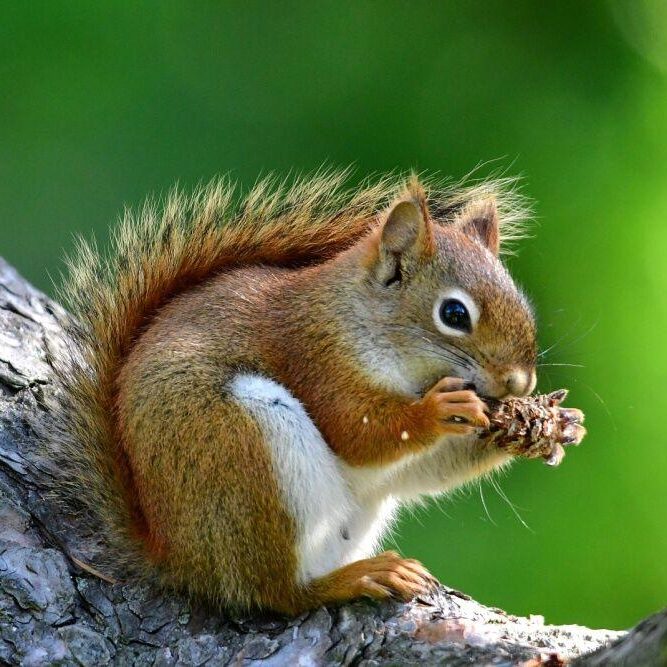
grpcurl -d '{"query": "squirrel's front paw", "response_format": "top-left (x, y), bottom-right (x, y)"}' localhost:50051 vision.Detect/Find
top-left (422, 377), bottom-right (490, 433)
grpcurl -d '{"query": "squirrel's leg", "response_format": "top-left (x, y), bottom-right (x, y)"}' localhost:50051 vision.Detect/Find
top-left (311, 375), bottom-right (490, 466)
top-left (228, 373), bottom-right (437, 613)
top-left (122, 364), bottom-right (436, 614)
top-left (121, 375), bottom-right (301, 612)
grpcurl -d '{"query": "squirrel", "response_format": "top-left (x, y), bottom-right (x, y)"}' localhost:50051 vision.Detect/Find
top-left (48, 169), bottom-right (537, 615)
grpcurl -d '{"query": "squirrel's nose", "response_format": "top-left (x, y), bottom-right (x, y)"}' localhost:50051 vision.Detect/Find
top-left (503, 369), bottom-right (536, 397)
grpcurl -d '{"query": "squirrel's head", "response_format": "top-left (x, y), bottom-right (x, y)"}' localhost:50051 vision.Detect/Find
top-left (354, 181), bottom-right (537, 399)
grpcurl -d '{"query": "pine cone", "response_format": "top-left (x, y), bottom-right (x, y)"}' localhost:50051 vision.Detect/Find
top-left (482, 389), bottom-right (586, 466)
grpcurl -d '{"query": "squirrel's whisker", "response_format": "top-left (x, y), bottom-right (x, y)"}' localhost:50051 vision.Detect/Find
top-left (537, 363), bottom-right (585, 368)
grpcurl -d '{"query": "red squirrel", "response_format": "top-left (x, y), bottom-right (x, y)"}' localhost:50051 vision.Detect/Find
top-left (51, 171), bottom-right (536, 614)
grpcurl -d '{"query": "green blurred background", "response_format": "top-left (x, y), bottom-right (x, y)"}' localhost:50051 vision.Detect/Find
top-left (2, 1), bottom-right (666, 630)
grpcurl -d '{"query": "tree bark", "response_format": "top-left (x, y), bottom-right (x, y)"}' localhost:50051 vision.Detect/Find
top-left (0, 256), bottom-right (664, 666)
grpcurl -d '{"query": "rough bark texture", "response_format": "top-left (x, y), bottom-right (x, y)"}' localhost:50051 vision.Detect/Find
top-left (0, 256), bottom-right (665, 666)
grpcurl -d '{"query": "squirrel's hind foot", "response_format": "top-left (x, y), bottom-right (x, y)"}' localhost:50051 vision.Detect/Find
top-left (306, 551), bottom-right (439, 606)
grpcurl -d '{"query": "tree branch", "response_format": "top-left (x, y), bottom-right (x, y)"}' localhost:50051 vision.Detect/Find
top-left (0, 257), bottom-right (664, 665)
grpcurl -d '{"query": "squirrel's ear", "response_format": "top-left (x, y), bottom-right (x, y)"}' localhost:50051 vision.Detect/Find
top-left (456, 198), bottom-right (500, 256)
top-left (376, 195), bottom-right (434, 285)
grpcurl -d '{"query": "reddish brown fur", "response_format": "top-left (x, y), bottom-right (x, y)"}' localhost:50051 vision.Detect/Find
top-left (54, 172), bottom-right (535, 613)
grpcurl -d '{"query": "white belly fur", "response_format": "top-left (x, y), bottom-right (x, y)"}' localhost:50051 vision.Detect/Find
top-left (230, 373), bottom-right (401, 584)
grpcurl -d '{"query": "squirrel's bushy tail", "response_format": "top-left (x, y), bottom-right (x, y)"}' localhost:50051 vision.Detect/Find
top-left (47, 168), bottom-right (528, 577)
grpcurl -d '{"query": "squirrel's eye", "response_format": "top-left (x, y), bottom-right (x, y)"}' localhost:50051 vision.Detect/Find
top-left (439, 299), bottom-right (471, 333)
